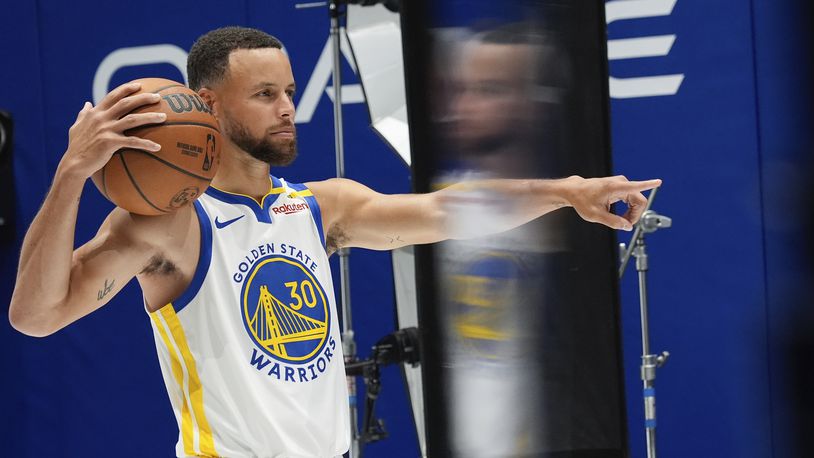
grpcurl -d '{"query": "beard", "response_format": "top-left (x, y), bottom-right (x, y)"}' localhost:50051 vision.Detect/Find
top-left (451, 123), bottom-right (512, 157)
top-left (224, 116), bottom-right (298, 166)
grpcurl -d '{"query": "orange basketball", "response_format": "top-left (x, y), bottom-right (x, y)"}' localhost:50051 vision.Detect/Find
top-left (91, 78), bottom-right (221, 215)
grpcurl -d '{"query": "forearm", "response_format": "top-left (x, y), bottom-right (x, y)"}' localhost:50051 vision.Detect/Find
top-left (435, 176), bottom-right (578, 239)
top-left (328, 174), bottom-right (657, 251)
top-left (10, 165), bottom-right (86, 324)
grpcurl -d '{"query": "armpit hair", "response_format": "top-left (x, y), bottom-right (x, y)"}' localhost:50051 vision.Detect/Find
top-left (140, 254), bottom-right (179, 276)
top-left (326, 224), bottom-right (349, 256)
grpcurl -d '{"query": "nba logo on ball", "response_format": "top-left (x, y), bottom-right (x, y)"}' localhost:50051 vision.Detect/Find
top-left (240, 256), bottom-right (330, 365)
top-left (203, 134), bottom-right (215, 172)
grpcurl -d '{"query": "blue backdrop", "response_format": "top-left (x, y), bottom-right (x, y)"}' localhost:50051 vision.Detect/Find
top-left (609, 1), bottom-right (812, 457)
top-left (0, 1), bottom-right (811, 457)
top-left (0, 1), bottom-right (415, 456)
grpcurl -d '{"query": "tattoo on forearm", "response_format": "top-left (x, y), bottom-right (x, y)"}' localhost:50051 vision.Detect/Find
top-left (97, 278), bottom-right (115, 301)
top-left (387, 235), bottom-right (405, 244)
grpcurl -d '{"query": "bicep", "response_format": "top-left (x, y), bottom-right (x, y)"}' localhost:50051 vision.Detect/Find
top-left (311, 179), bottom-right (445, 251)
top-left (348, 192), bottom-right (445, 250)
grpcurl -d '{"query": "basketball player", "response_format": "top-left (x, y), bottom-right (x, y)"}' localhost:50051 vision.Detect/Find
top-left (8, 27), bottom-right (660, 457)
top-left (437, 24), bottom-right (566, 457)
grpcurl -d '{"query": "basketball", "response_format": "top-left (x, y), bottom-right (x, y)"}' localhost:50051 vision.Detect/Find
top-left (90, 77), bottom-right (221, 215)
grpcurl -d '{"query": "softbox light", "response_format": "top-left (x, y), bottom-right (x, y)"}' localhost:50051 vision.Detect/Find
top-left (346, 4), bottom-right (411, 165)
top-left (345, 4), bottom-right (425, 456)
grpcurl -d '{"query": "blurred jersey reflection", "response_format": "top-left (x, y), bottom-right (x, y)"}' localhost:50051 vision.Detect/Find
top-left (416, 2), bottom-right (629, 456)
top-left (434, 22), bottom-right (572, 457)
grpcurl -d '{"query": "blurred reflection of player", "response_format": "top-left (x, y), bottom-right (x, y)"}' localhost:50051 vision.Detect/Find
top-left (435, 22), bottom-right (573, 457)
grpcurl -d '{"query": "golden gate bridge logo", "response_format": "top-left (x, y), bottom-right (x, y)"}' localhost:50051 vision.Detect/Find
top-left (241, 257), bottom-right (329, 363)
top-left (450, 252), bottom-right (523, 360)
top-left (249, 285), bottom-right (326, 359)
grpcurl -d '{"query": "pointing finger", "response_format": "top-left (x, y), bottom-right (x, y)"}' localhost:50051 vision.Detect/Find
top-left (621, 178), bottom-right (662, 192)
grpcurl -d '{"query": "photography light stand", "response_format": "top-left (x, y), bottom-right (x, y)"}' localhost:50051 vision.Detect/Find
top-left (618, 187), bottom-right (672, 458)
top-left (345, 327), bottom-right (422, 455)
top-left (293, 1), bottom-right (401, 456)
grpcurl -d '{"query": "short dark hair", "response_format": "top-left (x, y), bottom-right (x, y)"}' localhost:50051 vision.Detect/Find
top-left (188, 26), bottom-right (283, 90)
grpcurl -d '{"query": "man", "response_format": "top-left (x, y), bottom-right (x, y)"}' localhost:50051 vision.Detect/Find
top-left (8, 27), bottom-right (660, 457)
top-left (437, 24), bottom-right (567, 457)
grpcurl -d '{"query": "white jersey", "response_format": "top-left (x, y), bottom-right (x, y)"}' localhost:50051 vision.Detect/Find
top-left (147, 176), bottom-right (349, 458)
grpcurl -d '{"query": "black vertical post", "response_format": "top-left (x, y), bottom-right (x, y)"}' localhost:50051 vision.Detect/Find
top-left (400, 0), bottom-right (452, 455)
top-left (0, 111), bottom-right (15, 244)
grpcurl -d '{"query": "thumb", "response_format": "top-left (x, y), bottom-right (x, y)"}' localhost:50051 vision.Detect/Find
top-left (596, 212), bottom-right (633, 231)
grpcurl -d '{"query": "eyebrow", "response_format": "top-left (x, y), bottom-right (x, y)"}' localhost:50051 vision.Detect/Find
top-left (251, 82), bottom-right (297, 90)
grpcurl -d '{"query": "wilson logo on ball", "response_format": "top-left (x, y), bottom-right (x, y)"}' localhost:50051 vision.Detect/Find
top-left (162, 93), bottom-right (212, 114)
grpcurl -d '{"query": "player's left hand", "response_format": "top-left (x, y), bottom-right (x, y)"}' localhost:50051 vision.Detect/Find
top-left (566, 175), bottom-right (662, 231)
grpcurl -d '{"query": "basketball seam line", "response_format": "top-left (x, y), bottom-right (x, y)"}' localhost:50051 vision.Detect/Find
top-left (151, 84), bottom-right (185, 93)
top-left (160, 121), bottom-right (220, 132)
top-left (127, 121), bottom-right (221, 133)
top-left (124, 149), bottom-right (213, 181)
top-left (117, 152), bottom-right (169, 214)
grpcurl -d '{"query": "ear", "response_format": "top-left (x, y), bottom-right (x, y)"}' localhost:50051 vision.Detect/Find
top-left (197, 88), bottom-right (219, 117)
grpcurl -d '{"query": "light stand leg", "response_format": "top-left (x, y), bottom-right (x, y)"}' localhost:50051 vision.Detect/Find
top-left (636, 249), bottom-right (656, 458)
top-left (634, 237), bottom-right (668, 458)
top-left (619, 192), bottom-right (671, 458)
top-left (328, 2), bottom-right (360, 457)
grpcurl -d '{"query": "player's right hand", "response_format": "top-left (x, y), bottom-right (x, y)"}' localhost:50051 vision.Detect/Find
top-left (58, 82), bottom-right (167, 179)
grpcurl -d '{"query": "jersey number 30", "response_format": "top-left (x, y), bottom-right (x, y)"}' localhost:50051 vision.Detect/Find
top-left (284, 280), bottom-right (318, 310)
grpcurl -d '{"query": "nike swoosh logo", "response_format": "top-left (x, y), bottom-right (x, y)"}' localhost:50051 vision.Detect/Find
top-left (214, 214), bottom-right (245, 229)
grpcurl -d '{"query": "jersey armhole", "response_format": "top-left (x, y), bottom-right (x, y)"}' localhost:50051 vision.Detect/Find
top-left (171, 200), bottom-right (213, 313)
top-left (287, 182), bottom-right (326, 248)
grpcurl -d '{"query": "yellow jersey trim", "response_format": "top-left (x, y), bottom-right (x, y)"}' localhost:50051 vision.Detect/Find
top-left (209, 177), bottom-right (286, 206)
top-left (287, 189), bottom-right (314, 198)
top-left (150, 310), bottom-right (196, 456)
top-left (152, 303), bottom-right (220, 457)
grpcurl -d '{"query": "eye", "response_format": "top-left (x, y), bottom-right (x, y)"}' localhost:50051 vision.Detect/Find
top-left (286, 90), bottom-right (296, 99)
top-left (257, 90), bottom-right (271, 97)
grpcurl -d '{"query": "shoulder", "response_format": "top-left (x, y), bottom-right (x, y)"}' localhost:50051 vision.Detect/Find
top-left (304, 178), bottom-right (377, 217)
top-left (303, 178), bottom-right (339, 215)
top-left (302, 177), bottom-right (341, 195)
top-left (304, 178), bottom-right (374, 201)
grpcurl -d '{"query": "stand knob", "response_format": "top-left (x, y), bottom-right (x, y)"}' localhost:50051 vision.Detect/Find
top-left (640, 211), bottom-right (672, 233)
top-left (656, 351), bottom-right (670, 367)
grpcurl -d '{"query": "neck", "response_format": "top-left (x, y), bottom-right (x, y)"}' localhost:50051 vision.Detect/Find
top-left (210, 143), bottom-right (273, 201)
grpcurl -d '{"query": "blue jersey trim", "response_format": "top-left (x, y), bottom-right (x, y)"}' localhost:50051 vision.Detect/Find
top-left (288, 182), bottom-right (326, 248)
top-left (173, 201), bottom-right (213, 313)
top-left (204, 176), bottom-right (284, 224)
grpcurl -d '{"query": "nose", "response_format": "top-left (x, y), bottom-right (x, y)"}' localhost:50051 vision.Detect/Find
top-left (452, 88), bottom-right (475, 119)
top-left (280, 93), bottom-right (295, 121)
